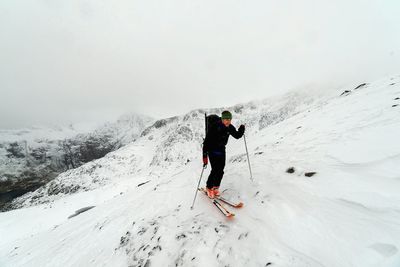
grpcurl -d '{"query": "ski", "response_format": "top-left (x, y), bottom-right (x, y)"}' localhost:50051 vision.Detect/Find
top-left (199, 188), bottom-right (243, 208)
top-left (198, 188), bottom-right (235, 217)
top-left (215, 195), bottom-right (243, 208)
top-left (216, 196), bottom-right (243, 208)
top-left (214, 199), bottom-right (235, 217)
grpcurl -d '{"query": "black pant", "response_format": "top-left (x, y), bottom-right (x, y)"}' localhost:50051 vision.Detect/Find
top-left (206, 152), bottom-right (226, 189)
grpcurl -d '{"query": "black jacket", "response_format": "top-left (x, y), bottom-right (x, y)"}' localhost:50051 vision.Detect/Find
top-left (203, 121), bottom-right (243, 155)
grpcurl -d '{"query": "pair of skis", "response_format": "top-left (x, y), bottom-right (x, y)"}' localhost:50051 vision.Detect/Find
top-left (198, 188), bottom-right (243, 218)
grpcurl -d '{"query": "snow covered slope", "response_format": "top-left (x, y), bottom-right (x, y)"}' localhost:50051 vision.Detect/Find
top-left (0, 113), bottom-right (153, 210)
top-left (1, 75), bottom-right (400, 267)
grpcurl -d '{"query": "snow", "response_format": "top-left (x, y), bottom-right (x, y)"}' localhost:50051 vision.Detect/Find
top-left (1, 75), bottom-right (400, 266)
top-left (0, 112), bottom-right (153, 187)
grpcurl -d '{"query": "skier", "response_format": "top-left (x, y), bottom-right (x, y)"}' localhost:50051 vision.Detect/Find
top-left (202, 110), bottom-right (245, 198)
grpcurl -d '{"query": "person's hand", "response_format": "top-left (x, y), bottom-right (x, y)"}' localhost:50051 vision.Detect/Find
top-left (203, 156), bottom-right (208, 166)
top-left (238, 124), bottom-right (245, 135)
top-left (202, 153), bottom-right (208, 166)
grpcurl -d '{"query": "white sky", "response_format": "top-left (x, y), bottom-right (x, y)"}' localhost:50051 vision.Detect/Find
top-left (1, 0), bottom-right (399, 128)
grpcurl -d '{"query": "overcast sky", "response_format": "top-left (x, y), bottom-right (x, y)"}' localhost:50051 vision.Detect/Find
top-left (1, 0), bottom-right (399, 129)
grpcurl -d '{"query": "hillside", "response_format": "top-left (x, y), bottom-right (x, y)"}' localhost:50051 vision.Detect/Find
top-left (0, 113), bottom-right (153, 210)
top-left (1, 75), bottom-right (400, 267)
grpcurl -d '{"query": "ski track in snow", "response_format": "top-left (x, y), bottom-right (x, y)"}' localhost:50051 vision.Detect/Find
top-left (1, 75), bottom-right (400, 266)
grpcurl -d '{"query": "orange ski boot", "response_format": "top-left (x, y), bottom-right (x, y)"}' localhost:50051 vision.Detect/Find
top-left (213, 186), bottom-right (220, 197)
top-left (206, 187), bottom-right (215, 199)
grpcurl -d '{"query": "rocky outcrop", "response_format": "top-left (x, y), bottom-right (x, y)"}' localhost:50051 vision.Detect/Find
top-left (0, 114), bottom-right (153, 211)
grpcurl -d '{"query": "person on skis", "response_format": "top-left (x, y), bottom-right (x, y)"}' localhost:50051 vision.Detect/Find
top-left (202, 110), bottom-right (245, 198)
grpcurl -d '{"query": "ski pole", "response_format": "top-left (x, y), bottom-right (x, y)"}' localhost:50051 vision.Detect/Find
top-left (243, 134), bottom-right (253, 181)
top-left (190, 165), bottom-right (207, 210)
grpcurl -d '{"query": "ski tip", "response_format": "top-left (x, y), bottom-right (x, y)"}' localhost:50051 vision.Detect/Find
top-left (227, 213), bottom-right (235, 218)
top-left (236, 202), bottom-right (244, 208)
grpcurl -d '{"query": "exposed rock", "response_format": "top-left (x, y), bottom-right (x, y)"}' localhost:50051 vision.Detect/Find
top-left (138, 181), bottom-right (151, 187)
top-left (354, 83), bottom-right (367, 90)
top-left (141, 116), bottom-right (179, 136)
top-left (68, 206), bottom-right (95, 219)
top-left (6, 142), bottom-right (25, 158)
top-left (340, 90), bottom-right (351, 96)
top-left (286, 167), bottom-right (295, 174)
top-left (0, 114), bottom-right (152, 210)
top-left (304, 172), bottom-right (317, 177)
top-left (233, 104), bottom-right (244, 114)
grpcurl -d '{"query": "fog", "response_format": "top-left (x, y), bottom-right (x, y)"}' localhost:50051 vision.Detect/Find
top-left (1, 0), bottom-right (399, 128)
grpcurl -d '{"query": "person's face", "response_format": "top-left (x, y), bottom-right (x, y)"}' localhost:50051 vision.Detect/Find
top-left (222, 119), bottom-right (231, 127)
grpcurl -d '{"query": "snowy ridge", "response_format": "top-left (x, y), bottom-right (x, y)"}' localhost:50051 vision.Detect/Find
top-left (0, 113), bottom-right (153, 209)
top-left (8, 87), bottom-right (329, 209)
top-left (1, 75), bottom-right (400, 267)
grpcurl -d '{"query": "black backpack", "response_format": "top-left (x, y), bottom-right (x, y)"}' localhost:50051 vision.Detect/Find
top-left (205, 114), bottom-right (221, 135)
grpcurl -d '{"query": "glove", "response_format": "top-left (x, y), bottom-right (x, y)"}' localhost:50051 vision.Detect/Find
top-left (238, 124), bottom-right (245, 135)
top-left (203, 156), bottom-right (208, 166)
top-left (202, 152), bottom-right (208, 166)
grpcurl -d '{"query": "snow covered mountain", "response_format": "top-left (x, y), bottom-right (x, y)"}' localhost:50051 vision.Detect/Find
top-left (1, 75), bottom-right (400, 267)
top-left (0, 113), bottom-right (153, 210)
